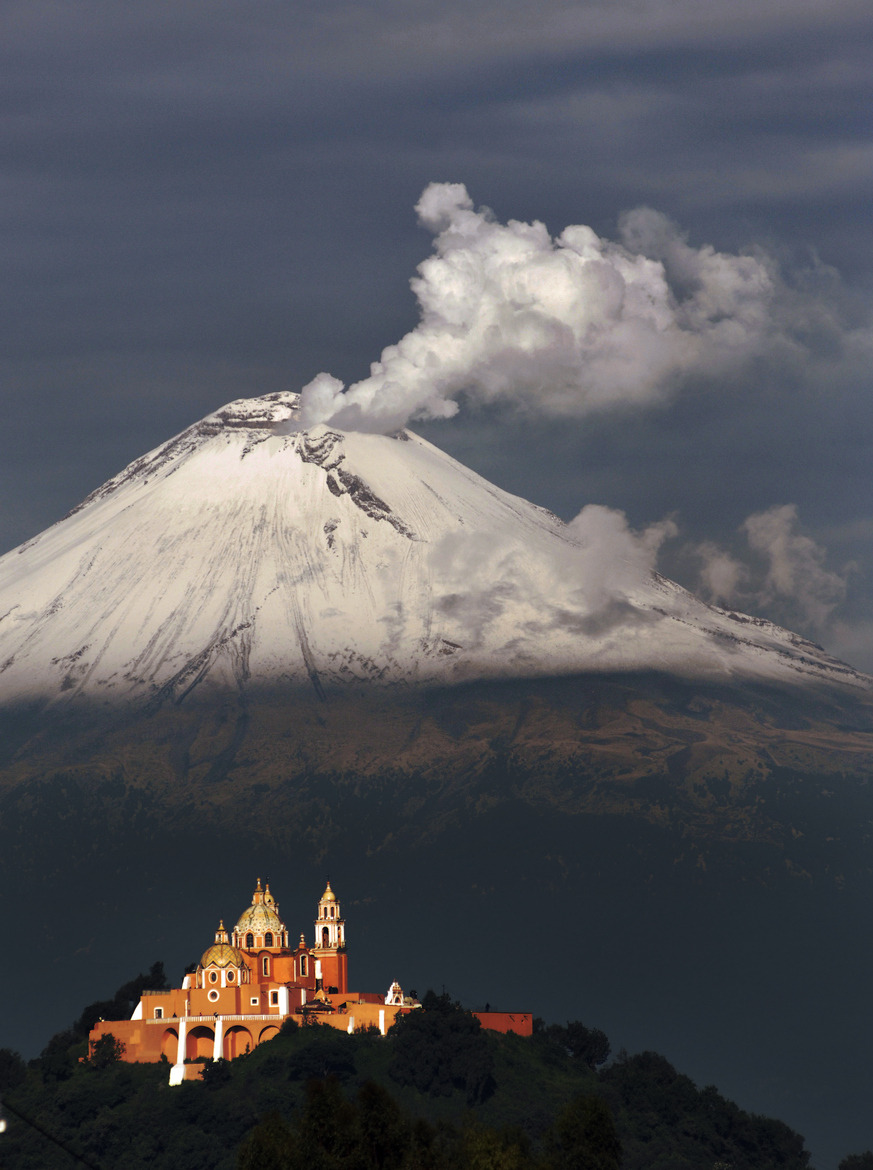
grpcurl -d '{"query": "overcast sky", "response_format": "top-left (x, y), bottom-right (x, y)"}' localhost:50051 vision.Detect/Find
top-left (3, 0), bottom-right (873, 667)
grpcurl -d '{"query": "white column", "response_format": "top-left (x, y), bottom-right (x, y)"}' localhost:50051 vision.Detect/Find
top-left (379, 1009), bottom-right (385, 1036)
top-left (347, 1016), bottom-right (355, 1034)
top-left (170, 1019), bottom-right (189, 1086)
top-left (278, 986), bottom-right (290, 1017)
top-left (213, 1017), bottom-right (224, 1061)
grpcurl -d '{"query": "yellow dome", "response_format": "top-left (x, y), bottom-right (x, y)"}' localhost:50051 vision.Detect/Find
top-left (200, 942), bottom-right (245, 969)
top-left (321, 881), bottom-right (337, 902)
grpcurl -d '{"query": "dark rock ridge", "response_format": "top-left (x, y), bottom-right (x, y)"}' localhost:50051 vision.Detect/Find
top-left (296, 429), bottom-right (419, 539)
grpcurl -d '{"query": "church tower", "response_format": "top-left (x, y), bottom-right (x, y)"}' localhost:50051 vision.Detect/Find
top-left (312, 880), bottom-right (348, 993)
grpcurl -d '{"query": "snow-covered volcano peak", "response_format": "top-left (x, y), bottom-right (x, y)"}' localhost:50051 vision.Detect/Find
top-left (0, 393), bottom-right (868, 710)
top-left (208, 390), bottom-right (302, 431)
top-left (67, 391), bottom-right (306, 513)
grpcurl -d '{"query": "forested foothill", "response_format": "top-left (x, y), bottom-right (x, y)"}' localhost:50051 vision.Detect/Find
top-left (0, 982), bottom-right (866, 1169)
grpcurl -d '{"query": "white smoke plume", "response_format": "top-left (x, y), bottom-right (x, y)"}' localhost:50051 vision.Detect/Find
top-left (299, 182), bottom-right (793, 433)
top-left (693, 504), bottom-right (851, 636)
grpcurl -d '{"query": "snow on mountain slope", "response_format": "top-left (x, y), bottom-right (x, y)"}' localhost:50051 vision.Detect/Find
top-left (0, 392), bottom-right (866, 709)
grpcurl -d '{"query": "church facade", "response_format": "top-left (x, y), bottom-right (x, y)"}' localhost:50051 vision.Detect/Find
top-left (88, 878), bottom-right (531, 1083)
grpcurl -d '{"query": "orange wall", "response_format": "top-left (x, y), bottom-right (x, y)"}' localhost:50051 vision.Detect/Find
top-left (473, 1012), bottom-right (533, 1036)
top-left (88, 1000), bottom-right (532, 1069)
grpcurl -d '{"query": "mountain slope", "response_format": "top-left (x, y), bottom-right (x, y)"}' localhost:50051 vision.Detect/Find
top-left (4, 393), bottom-right (873, 1166)
top-left (0, 391), bottom-right (866, 711)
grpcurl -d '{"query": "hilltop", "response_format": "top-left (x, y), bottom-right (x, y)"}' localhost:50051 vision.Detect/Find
top-left (0, 990), bottom-right (819, 1170)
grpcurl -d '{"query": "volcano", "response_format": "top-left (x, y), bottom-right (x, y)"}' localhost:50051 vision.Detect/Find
top-left (3, 392), bottom-right (873, 1167)
top-left (0, 391), bottom-right (866, 707)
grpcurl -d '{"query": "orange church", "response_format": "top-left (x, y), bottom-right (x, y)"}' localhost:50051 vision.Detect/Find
top-left (88, 878), bottom-right (531, 1083)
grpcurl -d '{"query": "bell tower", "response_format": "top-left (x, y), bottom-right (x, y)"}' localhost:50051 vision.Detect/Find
top-left (312, 880), bottom-right (348, 993)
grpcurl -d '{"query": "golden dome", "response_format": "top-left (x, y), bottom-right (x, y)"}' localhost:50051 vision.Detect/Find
top-left (321, 880), bottom-right (337, 902)
top-left (200, 942), bottom-right (245, 969)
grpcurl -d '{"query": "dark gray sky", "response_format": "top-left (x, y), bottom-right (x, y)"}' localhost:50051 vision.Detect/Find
top-left (3, 0), bottom-right (873, 666)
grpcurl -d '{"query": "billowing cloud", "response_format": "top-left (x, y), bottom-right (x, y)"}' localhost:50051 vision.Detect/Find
top-left (298, 182), bottom-right (868, 434)
top-left (694, 542), bottom-right (748, 606)
top-left (565, 505), bottom-right (679, 608)
top-left (743, 504), bottom-right (849, 631)
top-left (692, 504), bottom-right (852, 636)
top-left (429, 503), bottom-right (677, 648)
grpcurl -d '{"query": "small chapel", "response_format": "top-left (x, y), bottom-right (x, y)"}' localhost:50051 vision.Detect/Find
top-left (88, 878), bottom-right (531, 1083)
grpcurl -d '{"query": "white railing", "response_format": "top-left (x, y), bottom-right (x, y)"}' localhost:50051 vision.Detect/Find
top-left (145, 1013), bottom-right (284, 1025)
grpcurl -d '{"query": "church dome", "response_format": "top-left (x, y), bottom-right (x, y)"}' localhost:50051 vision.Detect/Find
top-left (199, 919), bottom-right (246, 969)
top-left (235, 903), bottom-right (283, 934)
top-left (200, 941), bottom-right (245, 969)
top-left (320, 880), bottom-right (337, 902)
top-left (234, 878), bottom-right (286, 936)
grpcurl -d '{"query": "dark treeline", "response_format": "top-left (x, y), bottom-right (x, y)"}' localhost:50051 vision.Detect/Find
top-left (0, 979), bottom-right (869, 1169)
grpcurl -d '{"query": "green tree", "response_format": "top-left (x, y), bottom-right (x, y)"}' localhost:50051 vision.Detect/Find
top-left (390, 991), bottom-right (495, 1104)
top-left (839, 1155), bottom-right (873, 1170)
top-left (286, 1033), bottom-right (357, 1083)
top-left (0, 1047), bottom-right (26, 1093)
top-left (548, 1094), bottom-right (621, 1170)
top-left (296, 1076), bottom-right (359, 1163)
top-left (201, 1057), bottom-right (233, 1088)
top-left (459, 1121), bottom-right (541, 1170)
top-left (237, 1111), bottom-right (299, 1170)
top-left (87, 1032), bottom-right (125, 1069)
top-left (356, 1080), bottom-right (412, 1169)
top-left (546, 1022), bottom-right (611, 1069)
top-left (39, 1027), bottom-right (86, 1082)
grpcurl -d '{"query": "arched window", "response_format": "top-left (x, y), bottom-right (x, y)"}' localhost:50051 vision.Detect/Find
top-left (246, 933), bottom-right (254, 948)
top-left (300, 955), bottom-right (308, 977)
top-left (322, 926), bottom-right (329, 947)
top-left (264, 931), bottom-right (273, 947)
top-left (262, 955), bottom-right (270, 977)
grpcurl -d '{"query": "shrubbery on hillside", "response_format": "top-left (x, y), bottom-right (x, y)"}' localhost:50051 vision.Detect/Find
top-left (389, 990), bottom-right (495, 1104)
top-left (0, 978), bottom-right (819, 1170)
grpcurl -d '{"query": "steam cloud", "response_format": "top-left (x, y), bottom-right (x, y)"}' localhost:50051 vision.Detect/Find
top-left (692, 504), bottom-right (851, 636)
top-left (299, 182), bottom-right (816, 433)
top-left (430, 504), bottom-right (678, 648)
